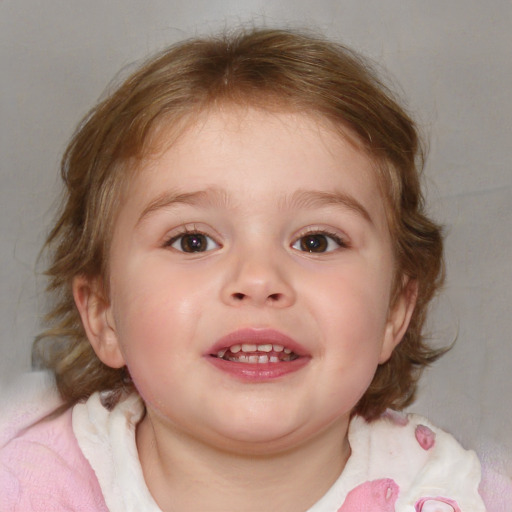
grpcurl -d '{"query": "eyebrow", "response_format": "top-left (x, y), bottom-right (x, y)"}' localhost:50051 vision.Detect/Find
top-left (137, 186), bottom-right (372, 225)
top-left (137, 187), bottom-right (230, 225)
top-left (284, 189), bottom-right (373, 224)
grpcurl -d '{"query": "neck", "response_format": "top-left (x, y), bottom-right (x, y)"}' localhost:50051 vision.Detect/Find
top-left (137, 413), bottom-right (351, 512)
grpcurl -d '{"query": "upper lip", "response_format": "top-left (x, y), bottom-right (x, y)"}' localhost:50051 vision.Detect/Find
top-left (207, 328), bottom-right (309, 357)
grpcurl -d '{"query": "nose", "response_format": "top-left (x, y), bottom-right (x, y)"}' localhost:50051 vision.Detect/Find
top-left (220, 250), bottom-right (296, 308)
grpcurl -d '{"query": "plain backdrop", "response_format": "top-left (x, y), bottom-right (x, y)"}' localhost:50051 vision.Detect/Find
top-left (1, 0), bottom-right (511, 471)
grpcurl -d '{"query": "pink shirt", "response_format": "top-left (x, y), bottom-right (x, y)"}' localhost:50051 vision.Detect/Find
top-left (0, 406), bottom-right (108, 511)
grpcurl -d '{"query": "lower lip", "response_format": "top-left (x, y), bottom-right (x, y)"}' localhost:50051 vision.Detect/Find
top-left (206, 356), bottom-right (310, 382)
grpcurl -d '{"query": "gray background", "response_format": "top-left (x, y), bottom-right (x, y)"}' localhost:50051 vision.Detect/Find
top-left (1, 0), bottom-right (511, 468)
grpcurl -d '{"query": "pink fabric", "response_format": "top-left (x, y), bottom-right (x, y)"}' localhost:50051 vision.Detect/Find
top-left (415, 424), bottom-right (436, 451)
top-left (415, 496), bottom-right (461, 511)
top-left (337, 478), bottom-right (399, 511)
top-left (381, 409), bottom-right (409, 427)
top-left (0, 408), bottom-right (107, 512)
top-left (478, 461), bottom-right (512, 512)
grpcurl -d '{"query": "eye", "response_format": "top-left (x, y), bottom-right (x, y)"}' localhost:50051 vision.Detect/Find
top-left (166, 232), bottom-right (220, 253)
top-left (292, 232), bottom-right (346, 253)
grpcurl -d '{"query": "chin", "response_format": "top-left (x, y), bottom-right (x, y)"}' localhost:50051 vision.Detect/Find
top-left (218, 417), bottom-right (344, 458)
top-left (206, 413), bottom-right (306, 452)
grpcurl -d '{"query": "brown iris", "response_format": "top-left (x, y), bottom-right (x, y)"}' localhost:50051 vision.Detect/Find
top-left (300, 234), bottom-right (328, 253)
top-left (180, 233), bottom-right (208, 252)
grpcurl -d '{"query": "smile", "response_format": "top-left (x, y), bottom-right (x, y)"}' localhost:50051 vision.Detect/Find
top-left (207, 328), bottom-right (310, 381)
top-left (215, 343), bottom-right (298, 363)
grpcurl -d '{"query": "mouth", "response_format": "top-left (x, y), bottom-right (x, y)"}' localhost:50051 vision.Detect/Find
top-left (214, 343), bottom-right (299, 364)
top-left (206, 328), bottom-right (309, 381)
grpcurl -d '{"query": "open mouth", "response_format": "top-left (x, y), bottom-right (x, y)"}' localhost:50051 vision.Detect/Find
top-left (214, 343), bottom-right (300, 364)
top-left (207, 329), bottom-right (309, 380)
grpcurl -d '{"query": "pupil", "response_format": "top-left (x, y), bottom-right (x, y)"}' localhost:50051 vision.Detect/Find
top-left (301, 234), bottom-right (327, 252)
top-left (181, 234), bottom-right (206, 252)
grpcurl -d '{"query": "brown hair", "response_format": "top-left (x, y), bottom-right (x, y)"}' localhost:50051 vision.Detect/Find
top-left (34, 27), bottom-right (444, 420)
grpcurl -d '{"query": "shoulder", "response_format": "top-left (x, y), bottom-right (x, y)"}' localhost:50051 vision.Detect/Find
top-left (343, 410), bottom-right (486, 511)
top-left (0, 404), bottom-right (107, 512)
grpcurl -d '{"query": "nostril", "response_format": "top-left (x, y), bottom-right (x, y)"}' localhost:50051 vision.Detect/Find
top-left (267, 293), bottom-right (281, 302)
top-left (232, 292), bottom-right (245, 301)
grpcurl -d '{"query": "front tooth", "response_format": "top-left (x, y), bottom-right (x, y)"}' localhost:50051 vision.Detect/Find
top-left (258, 355), bottom-right (269, 363)
top-left (248, 355), bottom-right (259, 363)
top-left (273, 344), bottom-right (284, 352)
top-left (270, 355), bottom-right (279, 363)
top-left (242, 344), bottom-right (257, 352)
top-left (230, 344), bottom-right (242, 353)
top-left (258, 344), bottom-right (272, 352)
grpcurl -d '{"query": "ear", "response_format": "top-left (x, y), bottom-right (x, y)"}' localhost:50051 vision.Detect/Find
top-left (379, 278), bottom-right (418, 364)
top-left (72, 275), bottom-right (125, 369)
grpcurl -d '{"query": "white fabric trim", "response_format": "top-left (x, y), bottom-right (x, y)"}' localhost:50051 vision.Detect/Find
top-left (73, 392), bottom-right (161, 512)
top-left (308, 413), bottom-right (485, 511)
top-left (73, 393), bottom-right (486, 512)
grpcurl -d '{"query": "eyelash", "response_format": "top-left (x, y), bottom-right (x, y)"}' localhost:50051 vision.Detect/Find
top-left (163, 227), bottom-right (221, 253)
top-left (162, 227), bottom-right (349, 254)
top-left (291, 229), bottom-right (349, 253)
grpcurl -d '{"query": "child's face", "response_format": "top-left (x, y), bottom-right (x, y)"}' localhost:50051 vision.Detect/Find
top-left (78, 106), bottom-right (413, 453)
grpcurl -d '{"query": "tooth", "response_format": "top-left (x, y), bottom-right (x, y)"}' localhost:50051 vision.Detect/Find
top-left (273, 344), bottom-right (284, 352)
top-left (258, 344), bottom-right (272, 352)
top-left (217, 349), bottom-right (226, 358)
top-left (242, 344), bottom-right (257, 352)
top-left (258, 355), bottom-right (269, 363)
top-left (284, 348), bottom-right (292, 354)
top-left (230, 344), bottom-right (241, 353)
top-left (238, 354), bottom-right (249, 363)
top-left (248, 355), bottom-right (259, 363)
top-left (270, 356), bottom-right (279, 363)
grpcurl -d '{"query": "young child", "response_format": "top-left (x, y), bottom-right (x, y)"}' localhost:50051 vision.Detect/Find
top-left (0, 28), bottom-right (489, 511)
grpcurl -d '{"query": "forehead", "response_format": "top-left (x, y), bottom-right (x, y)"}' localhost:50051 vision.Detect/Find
top-left (122, 106), bottom-right (388, 228)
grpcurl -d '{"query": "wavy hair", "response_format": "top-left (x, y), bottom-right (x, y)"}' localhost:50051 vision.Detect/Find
top-left (34, 28), bottom-right (445, 420)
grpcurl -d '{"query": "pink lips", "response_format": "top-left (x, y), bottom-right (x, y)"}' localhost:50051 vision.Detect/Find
top-left (208, 328), bottom-right (308, 356)
top-left (206, 328), bottom-right (310, 382)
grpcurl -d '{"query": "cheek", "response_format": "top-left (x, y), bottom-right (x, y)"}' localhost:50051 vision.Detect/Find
top-left (318, 277), bottom-right (390, 408)
top-left (110, 287), bottom-right (195, 409)
top-left (108, 256), bottom-right (222, 371)
top-left (317, 263), bottom-right (392, 337)
top-left (112, 254), bottom-right (214, 327)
